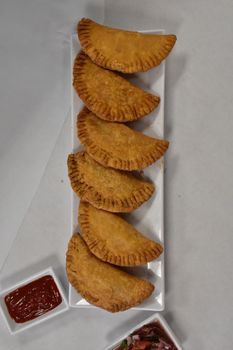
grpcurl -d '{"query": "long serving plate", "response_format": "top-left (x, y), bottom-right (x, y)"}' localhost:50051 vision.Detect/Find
top-left (69, 30), bottom-right (165, 311)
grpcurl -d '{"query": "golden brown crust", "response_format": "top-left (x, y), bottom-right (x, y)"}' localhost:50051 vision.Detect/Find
top-left (67, 152), bottom-right (155, 212)
top-left (78, 18), bottom-right (177, 73)
top-left (73, 52), bottom-right (160, 122)
top-left (77, 107), bottom-right (169, 170)
top-left (79, 201), bottom-right (163, 266)
top-left (66, 234), bottom-right (154, 312)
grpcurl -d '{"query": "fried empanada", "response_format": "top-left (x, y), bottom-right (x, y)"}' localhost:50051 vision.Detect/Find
top-left (73, 52), bottom-right (159, 122)
top-left (67, 152), bottom-right (154, 212)
top-left (66, 234), bottom-right (154, 312)
top-left (78, 107), bottom-right (169, 170)
top-left (78, 18), bottom-right (176, 73)
top-left (79, 201), bottom-right (163, 266)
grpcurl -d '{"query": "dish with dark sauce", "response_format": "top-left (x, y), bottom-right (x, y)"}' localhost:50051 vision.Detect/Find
top-left (4, 275), bottom-right (62, 323)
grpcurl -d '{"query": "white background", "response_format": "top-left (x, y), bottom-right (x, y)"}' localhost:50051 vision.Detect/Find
top-left (0, 0), bottom-right (233, 349)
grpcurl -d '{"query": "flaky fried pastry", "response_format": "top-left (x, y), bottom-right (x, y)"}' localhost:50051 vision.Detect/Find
top-left (77, 107), bottom-right (169, 170)
top-left (66, 234), bottom-right (154, 312)
top-left (73, 52), bottom-right (159, 122)
top-left (78, 18), bottom-right (176, 73)
top-left (67, 152), bottom-right (154, 212)
top-left (79, 201), bottom-right (163, 266)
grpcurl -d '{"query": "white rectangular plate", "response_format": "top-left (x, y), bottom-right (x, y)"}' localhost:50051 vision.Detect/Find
top-left (104, 313), bottom-right (183, 350)
top-left (69, 30), bottom-right (165, 311)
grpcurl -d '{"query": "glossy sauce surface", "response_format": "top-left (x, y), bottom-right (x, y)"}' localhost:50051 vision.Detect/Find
top-left (4, 275), bottom-right (62, 323)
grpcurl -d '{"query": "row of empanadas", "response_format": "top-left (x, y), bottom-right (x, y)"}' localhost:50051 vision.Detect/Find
top-left (66, 18), bottom-right (175, 312)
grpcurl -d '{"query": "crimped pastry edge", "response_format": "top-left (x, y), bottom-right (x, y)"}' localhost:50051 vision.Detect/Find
top-left (67, 153), bottom-right (155, 213)
top-left (66, 233), bottom-right (155, 312)
top-left (73, 52), bottom-right (160, 122)
top-left (77, 107), bottom-right (169, 171)
top-left (78, 201), bottom-right (163, 266)
top-left (78, 18), bottom-right (176, 73)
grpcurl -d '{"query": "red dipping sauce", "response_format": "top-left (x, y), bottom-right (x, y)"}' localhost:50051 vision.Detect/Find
top-left (4, 275), bottom-right (62, 323)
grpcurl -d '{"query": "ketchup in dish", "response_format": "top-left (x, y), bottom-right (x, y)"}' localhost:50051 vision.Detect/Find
top-left (4, 275), bottom-right (62, 323)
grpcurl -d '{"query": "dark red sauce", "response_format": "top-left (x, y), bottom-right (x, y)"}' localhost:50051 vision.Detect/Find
top-left (4, 275), bottom-right (62, 323)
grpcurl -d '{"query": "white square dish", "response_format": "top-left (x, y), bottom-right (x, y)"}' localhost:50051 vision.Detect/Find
top-left (104, 313), bottom-right (183, 350)
top-left (0, 267), bottom-right (68, 335)
top-left (69, 29), bottom-right (166, 311)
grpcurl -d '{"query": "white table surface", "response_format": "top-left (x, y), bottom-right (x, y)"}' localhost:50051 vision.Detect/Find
top-left (1, 0), bottom-right (233, 349)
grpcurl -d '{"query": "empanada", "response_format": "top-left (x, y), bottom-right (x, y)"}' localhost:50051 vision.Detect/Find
top-left (73, 52), bottom-right (159, 122)
top-left (67, 152), bottom-right (154, 212)
top-left (66, 234), bottom-right (154, 312)
top-left (78, 18), bottom-right (176, 73)
top-left (79, 201), bottom-right (163, 266)
top-left (77, 107), bottom-right (169, 170)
